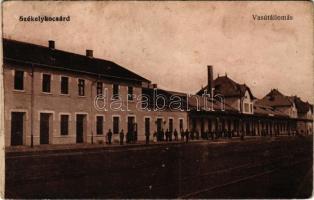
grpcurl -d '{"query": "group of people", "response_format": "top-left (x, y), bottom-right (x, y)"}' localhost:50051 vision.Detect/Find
top-left (105, 129), bottom-right (137, 145)
top-left (151, 128), bottom-right (238, 144)
top-left (153, 129), bottom-right (179, 142)
top-left (103, 127), bottom-right (298, 145)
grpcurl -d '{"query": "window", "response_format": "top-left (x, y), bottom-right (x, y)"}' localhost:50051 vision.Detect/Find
top-left (78, 79), bottom-right (85, 96)
top-left (169, 118), bottom-right (173, 132)
top-left (60, 115), bottom-right (69, 135)
top-left (97, 82), bottom-right (103, 95)
top-left (14, 70), bottom-right (24, 90)
top-left (250, 104), bottom-right (253, 113)
top-left (145, 118), bottom-right (150, 135)
top-left (113, 117), bottom-right (119, 134)
top-left (61, 76), bottom-right (69, 94)
top-left (179, 119), bottom-right (184, 131)
top-left (42, 74), bottom-right (51, 93)
top-left (244, 103), bottom-right (250, 113)
top-left (96, 116), bottom-right (104, 135)
top-left (128, 86), bottom-right (133, 100)
top-left (113, 84), bottom-right (119, 99)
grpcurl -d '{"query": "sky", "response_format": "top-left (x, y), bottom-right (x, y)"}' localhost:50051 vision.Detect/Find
top-left (2, 1), bottom-right (313, 103)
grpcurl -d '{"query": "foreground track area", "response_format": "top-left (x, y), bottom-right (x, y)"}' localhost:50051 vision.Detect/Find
top-left (5, 136), bottom-right (313, 198)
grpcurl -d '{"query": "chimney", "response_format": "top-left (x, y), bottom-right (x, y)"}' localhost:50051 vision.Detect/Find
top-left (48, 40), bottom-right (55, 49)
top-left (86, 49), bottom-right (93, 58)
top-left (207, 65), bottom-right (213, 96)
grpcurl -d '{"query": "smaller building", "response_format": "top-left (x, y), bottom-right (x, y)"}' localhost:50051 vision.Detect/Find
top-left (193, 66), bottom-right (312, 137)
top-left (257, 89), bottom-right (313, 135)
top-left (257, 89), bottom-right (298, 118)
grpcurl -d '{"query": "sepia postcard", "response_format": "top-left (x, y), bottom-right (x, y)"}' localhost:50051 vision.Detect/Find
top-left (0, 0), bottom-right (313, 199)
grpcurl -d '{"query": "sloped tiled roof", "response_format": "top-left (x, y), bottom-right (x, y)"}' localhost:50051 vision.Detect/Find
top-left (142, 87), bottom-right (238, 113)
top-left (197, 75), bottom-right (255, 99)
top-left (141, 87), bottom-right (188, 110)
top-left (257, 89), bottom-right (294, 107)
top-left (187, 94), bottom-right (238, 112)
top-left (3, 38), bottom-right (150, 83)
top-left (291, 96), bottom-right (312, 114)
top-left (254, 100), bottom-right (289, 117)
top-left (257, 89), bottom-right (314, 117)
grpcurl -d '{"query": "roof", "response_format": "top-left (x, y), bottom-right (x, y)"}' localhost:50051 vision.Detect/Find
top-left (254, 100), bottom-right (289, 118)
top-left (141, 87), bottom-right (188, 110)
top-left (187, 94), bottom-right (238, 112)
top-left (142, 87), bottom-right (238, 112)
top-left (197, 75), bottom-right (255, 99)
top-left (258, 89), bottom-right (294, 107)
top-left (2, 38), bottom-right (150, 84)
top-left (291, 96), bottom-right (312, 114)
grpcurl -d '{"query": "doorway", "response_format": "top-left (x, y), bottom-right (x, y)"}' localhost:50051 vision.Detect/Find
top-left (40, 113), bottom-right (51, 144)
top-left (76, 114), bottom-right (86, 143)
top-left (128, 116), bottom-right (136, 142)
top-left (11, 112), bottom-right (24, 146)
top-left (156, 118), bottom-right (163, 132)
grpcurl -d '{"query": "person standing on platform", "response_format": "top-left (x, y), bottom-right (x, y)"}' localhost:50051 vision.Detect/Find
top-left (206, 131), bottom-right (209, 140)
top-left (156, 130), bottom-right (160, 141)
top-left (119, 129), bottom-right (124, 145)
top-left (169, 130), bottom-right (173, 141)
top-left (145, 130), bottom-right (150, 144)
top-left (107, 129), bottom-right (113, 144)
top-left (240, 130), bottom-right (244, 140)
top-left (190, 130), bottom-right (194, 140)
top-left (185, 129), bottom-right (189, 143)
top-left (174, 129), bottom-right (178, 141)
top-left (165, 129), bottom-right (169, 141)
top-left (196, 130), bottom-right (199, 140)
top-left (180, 129), bottom-right (185, 141)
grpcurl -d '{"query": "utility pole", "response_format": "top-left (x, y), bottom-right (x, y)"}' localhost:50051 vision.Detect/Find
top-left (30, 65), bottom-right (34, 147)
top-left (91, 78), bottom-right (97, 144)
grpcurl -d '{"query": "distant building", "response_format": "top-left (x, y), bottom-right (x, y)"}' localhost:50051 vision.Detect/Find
top-left (197, 71), bottom-right (256, 114)
top-left (193, 66), bottom-right (313, 137)
top-left (258, 89), bottom-right (298, 118)
top-left (258, 89), bottom-right (313, 134)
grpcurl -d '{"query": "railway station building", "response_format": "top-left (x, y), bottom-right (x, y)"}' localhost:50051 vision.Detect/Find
top-left (3, 39), bottom-right (187, 146)
top-left (2, 38), bottom-right (313, 147)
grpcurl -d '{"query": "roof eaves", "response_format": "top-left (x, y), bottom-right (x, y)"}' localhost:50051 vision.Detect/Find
top-left (4, 57), bottom-right (150, 83)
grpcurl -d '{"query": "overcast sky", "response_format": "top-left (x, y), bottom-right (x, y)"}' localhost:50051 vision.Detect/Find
top-left (3, 1), bottom-right (313, 103)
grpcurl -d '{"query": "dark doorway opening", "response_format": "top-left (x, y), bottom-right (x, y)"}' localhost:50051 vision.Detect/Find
top-left (76, 114), bottom-right (86, 143)
top-left (40, 113), bottom-right (50, 144)
top-left (127, 116), bottom-right (136, 142)
top-left (156, 118), bottom-right (163, 132)
top-left (11, 112), bottom-right (24, 146)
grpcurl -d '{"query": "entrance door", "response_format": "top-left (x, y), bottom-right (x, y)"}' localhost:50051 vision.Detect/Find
top-left (40, 113), bottom-right (50, 144)
top-left (128, 116), bottom-right (135, 141)
top-left (11, 112), bottom-right (24, 146)
top-left (145, 118), bottom-right (150, 135)
top-left (76, 114), bottom-right (85, 143)
top-left (156, 118), bottom-right (163, 132)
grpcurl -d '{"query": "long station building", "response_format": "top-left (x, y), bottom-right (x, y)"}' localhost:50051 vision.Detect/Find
top-left (2, 38), bottom-right (313, 146)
